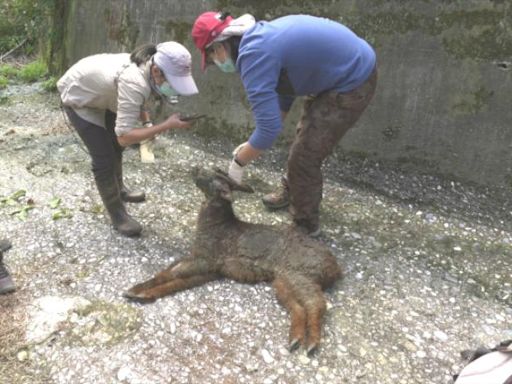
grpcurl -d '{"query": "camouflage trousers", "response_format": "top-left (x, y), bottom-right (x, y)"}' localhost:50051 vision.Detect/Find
top-left (287, 67), bottom-right (378, 232)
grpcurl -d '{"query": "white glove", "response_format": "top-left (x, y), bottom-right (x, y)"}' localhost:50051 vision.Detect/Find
top-left (232, 141), bottom-right (248, 157)
top-left (140, 138), bottom-right (155, 163)
top-left (228, 158), bottom-right (244, 184)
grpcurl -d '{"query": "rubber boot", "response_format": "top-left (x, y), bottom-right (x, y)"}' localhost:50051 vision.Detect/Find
top-left (0, 240), bottom-right (15, 294)
top-left (94, 169), bottom-right (142, 237)
top-left (262, 176), bottom-right (290, 210)
top-left (115, 153), bottom-right (146, 203)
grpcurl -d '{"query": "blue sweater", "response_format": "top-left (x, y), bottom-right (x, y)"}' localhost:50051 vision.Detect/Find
top-left (236, 15), bottom-right (376, 150)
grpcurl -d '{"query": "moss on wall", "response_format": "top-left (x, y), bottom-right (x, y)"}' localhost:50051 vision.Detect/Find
top-left (215, 0), bottom-right (512, 60)
top-left (450, 85), bottom-right (494, 116)
top-left (45, 0), bottom-right (75, 75)
top-left (49, 1), bottom-right (511, 73)
top-left (104, 4), bottom-right (139, 51)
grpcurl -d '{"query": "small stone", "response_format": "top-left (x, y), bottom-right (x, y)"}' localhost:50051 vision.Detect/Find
top-left (117, 366), bottom-right (133, 381)
top-left (261, 349), bottom-right (274, 364)
top-left (245, 362), bottom-right (258, 373)
top-left (434, 330), bottom-right (448, 341)
top-left (17, 350), bottom-right (29, 362)
top-left (404, 341), bottom-right (417, 352)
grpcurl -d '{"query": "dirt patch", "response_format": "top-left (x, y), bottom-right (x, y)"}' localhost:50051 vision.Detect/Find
top-left (0, 291), bottom-right (52, 384)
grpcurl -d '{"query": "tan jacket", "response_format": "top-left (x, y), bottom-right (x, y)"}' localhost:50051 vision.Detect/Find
top-left (57, 53), bottom-right (152, 136)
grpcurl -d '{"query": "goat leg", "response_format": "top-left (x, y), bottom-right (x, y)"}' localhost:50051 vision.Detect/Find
top-left (300, 284), bottom-right (327, 356)
top-left (124, 257), bottom-right (218, 302)
top-left (272, 276), bottom-right (307, 352)
top-left (125, 274), bottom-right (219, 302)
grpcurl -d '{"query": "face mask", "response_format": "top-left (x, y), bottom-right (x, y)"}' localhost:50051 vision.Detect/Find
top-left (214, 58), bottom-right (236, 73)
top-left (158, 81), bottom-right (179, 98)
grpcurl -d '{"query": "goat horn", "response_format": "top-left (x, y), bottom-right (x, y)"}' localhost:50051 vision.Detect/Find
top-left (213, 167), bottom-right (254, 193)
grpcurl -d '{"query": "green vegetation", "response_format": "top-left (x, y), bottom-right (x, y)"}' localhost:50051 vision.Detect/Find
top-left (0, 76), bottom-right (8, 89)
top-left (41, 76), bottom-right (57, 91)
top-left (17, 59), bottom-right (47, 82)
top-left (0, 64), bottom-right (18, 78)
top-left (0, 1), bottom-right (57, 91)
top-left (0, 0), bottom-right (56, 55)
top-left (0, 60), bottom-right (51, 90)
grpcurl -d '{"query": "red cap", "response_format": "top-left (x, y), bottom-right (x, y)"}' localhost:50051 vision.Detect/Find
top-left (192, 12), bottom-right (233, 71)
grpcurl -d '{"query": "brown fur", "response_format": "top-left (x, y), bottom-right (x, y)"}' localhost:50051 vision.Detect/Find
top-left (124, 168), bottom-right (343, 354)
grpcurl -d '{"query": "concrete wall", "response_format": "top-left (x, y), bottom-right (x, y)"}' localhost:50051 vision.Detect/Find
top-left (58, 0), bottom-right (512, 187)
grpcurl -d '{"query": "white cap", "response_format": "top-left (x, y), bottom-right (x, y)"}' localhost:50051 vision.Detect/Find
top-left (454, 351), bottom-right (512, 384)
top-left (153, 42), bottom-right (199, 96)
top-left (212, 14), bottom-right (256, 45)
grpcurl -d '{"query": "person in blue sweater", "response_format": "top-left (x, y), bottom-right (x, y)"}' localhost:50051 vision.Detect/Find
top-left (192, 12), bottom-right (377, 236)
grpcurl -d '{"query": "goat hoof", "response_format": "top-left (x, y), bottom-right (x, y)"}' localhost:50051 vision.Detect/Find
top-left (306, 343), bottom-right (319, 356)
top-left (289, 338), bottom-right (301, 352)
top-left (122, 290), bottom-right (156, 304)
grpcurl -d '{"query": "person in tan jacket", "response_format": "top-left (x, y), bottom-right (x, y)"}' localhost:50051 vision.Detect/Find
top-left (58, 42), bottom-right (198, 237)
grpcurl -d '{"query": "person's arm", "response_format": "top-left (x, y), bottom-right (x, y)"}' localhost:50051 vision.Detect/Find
top-left (117, 113), bottom-right (190, 147)
top-left (239, 48), bottom-right (283, 153)
top-left (140, 109), bottom-right (151, 125)
top-left (232, 105), bottom-right (288, 168)
top-left (227, 50), bottom-right (282, 183)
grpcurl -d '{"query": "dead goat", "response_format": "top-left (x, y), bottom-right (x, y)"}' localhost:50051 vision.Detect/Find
top-left (124, 167), bottom-right (343, 354)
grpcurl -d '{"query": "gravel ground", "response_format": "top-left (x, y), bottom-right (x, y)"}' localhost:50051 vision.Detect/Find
top-left (0, 84), bottom-right (511, 384)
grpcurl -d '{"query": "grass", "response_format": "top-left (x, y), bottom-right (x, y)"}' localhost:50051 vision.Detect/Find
top-left (0, 60), bottom-right (49, 84)
top-left (41, 76), bottom-right (57, 92)
top-left (0, 64), bottom-right (18, 78)
top-left (17, 60), bottom-right (47, 83)
top-left (0, 59), bottom-right (54, 95)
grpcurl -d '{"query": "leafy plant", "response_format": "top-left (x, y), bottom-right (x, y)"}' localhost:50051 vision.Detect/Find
top-left (0, 189), bottom-right (27, 206)
top-left (0, 64), bottom-right (18, 78)
top-left (0, 76), bottom-right (8, 89)
top-left (49, 196), bottom-right (61, 209)
top-left (52, 208), bottom-right (72, 220)
top-left (49, 196), bottom-right (72, 220)
top-left (18, 60), bottom-right (47, 82)
top-left (10, 203), bottom-right (35, 220)
top-left (41, 76), bottom-right (57, 91)
top-left (1, 190), bottom-right (35, 220)
top-left (90, 204), bottom-right (104, 214)
top-left (0, 0), bottom-right (56, 54)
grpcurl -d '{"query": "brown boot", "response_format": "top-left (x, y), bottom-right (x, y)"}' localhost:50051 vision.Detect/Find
top-left (262, 176), bottom-right (290, 210)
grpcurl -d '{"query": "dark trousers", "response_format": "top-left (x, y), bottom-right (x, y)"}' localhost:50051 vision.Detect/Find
top-left (63, 107), bottom-right (123, 180)
top-left (287, 67), bottom-right (378, 231)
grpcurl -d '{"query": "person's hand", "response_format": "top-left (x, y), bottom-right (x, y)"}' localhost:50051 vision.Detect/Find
top-left (163, 113), bottom-right (192, 130)
top-left (232, 141), bottom-right (248, 156)
top-left (228, 158), bottom-right (244, 184)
